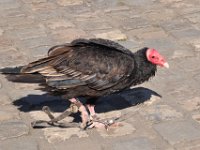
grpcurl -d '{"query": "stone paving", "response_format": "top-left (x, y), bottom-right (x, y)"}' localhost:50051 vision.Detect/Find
top-left (0, 0), bottom-right (200, 149)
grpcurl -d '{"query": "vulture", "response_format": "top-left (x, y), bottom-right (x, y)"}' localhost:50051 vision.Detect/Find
top-left (0, 38), bottom-right (169, 129)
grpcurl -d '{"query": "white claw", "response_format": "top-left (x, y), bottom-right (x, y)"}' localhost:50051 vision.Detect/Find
top-left (109, 119), bottom-right (114, 124)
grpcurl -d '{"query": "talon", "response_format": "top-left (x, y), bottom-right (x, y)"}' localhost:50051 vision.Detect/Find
top-left (87, 121), bottom-right (108, 130)
top-left (70, 104), bottom-right (79, 113)
top-left (42, 106), bottom-right (55, 120)
top-left (108, 119), bottom-right (114, 125)
top-left (90, 114), bottom-right (100, 121)
top-left (86, 118), bottom-right (121, 130)
top-left (42, 106), bottom-right (49, 112)
top-left (80, 122), bottom-right (87, 130)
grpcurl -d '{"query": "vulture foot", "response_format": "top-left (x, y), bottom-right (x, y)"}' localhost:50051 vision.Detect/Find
top-left (87, 118), bottom-right (120, 130)
top-left (31, 105), bottom-right (79, 128)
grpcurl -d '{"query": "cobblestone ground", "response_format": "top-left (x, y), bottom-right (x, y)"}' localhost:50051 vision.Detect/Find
top-left (0, 0), bottom-right (200, 149)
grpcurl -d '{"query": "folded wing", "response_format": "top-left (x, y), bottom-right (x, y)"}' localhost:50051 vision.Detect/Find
top-left (21, 39), bottom-right (135, 91)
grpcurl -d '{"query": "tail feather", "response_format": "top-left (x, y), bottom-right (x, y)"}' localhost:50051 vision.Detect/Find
top-left (0, 66), bottom-right (24, 74)
top-left (5, 74), bottom-right (45, 83)
top-left (0, 66), bottom-right (45, 83)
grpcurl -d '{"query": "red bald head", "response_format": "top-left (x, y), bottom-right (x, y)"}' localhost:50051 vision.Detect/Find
top-left (146, 48), bottom-right (169, 68)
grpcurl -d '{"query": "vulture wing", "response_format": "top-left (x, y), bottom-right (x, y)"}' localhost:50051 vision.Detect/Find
top-left (21, 39), bottom-right (135, 91)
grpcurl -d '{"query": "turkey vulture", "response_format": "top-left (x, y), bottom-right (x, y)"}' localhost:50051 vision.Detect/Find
top-left (0, 38), bottom-right (169, 129)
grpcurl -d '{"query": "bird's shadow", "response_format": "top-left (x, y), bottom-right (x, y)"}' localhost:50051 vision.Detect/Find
top-left (13, 87), bottom-right (161, 114)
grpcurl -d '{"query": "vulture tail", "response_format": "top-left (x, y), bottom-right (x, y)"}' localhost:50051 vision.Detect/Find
top-left (0, 66), bottom-right (24, 74)
top-left (0, 66), bottom-right (45, 83)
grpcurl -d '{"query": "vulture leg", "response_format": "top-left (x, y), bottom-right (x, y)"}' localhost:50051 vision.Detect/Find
top-left (86, 104), bottom-right (113, 130)
top-left (69, 98), bottom-right (89, 129)
top-left (87, 104), bottom-right (100, 121)
top-left (86, 105), bottom-right (121, 130)
top-left (87, 118), bottom-right (119, 130)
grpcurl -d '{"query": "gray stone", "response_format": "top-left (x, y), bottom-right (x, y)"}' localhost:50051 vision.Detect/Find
top-left (122, 17), bottom-right (150, 30)
top-left (21, 0), bottom-right (47, 3)
top-left (29, 45), bottom-right (51, 57)
top-left (174, 2), bottom-right (200, 15)
top-left (126, 26), bottom-right (166, 39)
top-left (98, 122), bottom-right (136, 138)
top-left (87, 0), bottom-right (120, 9)
top-left (136, 29), bottom-right (168, 40)
top-left (9, 26), bottom-right (47, 40)
top-left (104, 6), bottom-right (130, 13)
top-left (0, 28), bottom-right (3, 36)
top-left (188, 39), bottom-right (200, 52)
top-left (57, 0), bottom-right (83, 6)
top-left (159, 0), bottom-right (183, 4)
top-left (77, 20), bottom-right (112, 31)
top-left (0, 137), bottom-right (38, 150)
top-left (144, 38), bottom-right (195, 58)
top-left (176, 56), bottom-right (200, 73)
top-left (170, 28), bottom-right (200, 40)
top-left (144, 9), bottom-right (176, 23)
top-left (29, 2), bottom-right (56, 11)
top-left (171, 46), bottom-right (195, 59)
top-left (38, 140), bottom-right (55, 150)
top-left (0, 93), bottom-right (11, 105)
top-left (3, 16), bottom-right (35, 29)
top-left (192, 114), bottom-right (200, 124)
top-left (194, 73), bottom-right (200, 82)
top-left (0, 106), bottom-right (20, 121)
top-left (51, 28), bottom-right (88, 43)
top-left (124, 0), bottom-right (155, 6)
top-left (184, 13), bottom-right (200, 24)
top-left (0, 37), bottom-right (13, 48)
top-left (113, 137), bottom-right (155, 150)
top-left (140, 104), bottom-right (183, 122)
top-left (45, 19), bottom-right (75, 30)
top-left (0, 0), bottom-right (18, 3)
top-left (31, 10), bottom-right (62, 21)
top-left (179, 97), bottom-right (200, 111)
top-left (143, 37), bottom-right (178, 51)
top-left (160, 19), bottom-right (193, 31)
top-left (74, 12), bottom-right (98, 21)
top-left (175, 139), bottom-right (200, 150)
top-left (0, 48), bottom-right (27, 66)
top-left (54, 138), bottom-right (103, 150)
top-left (44, 127), bottom-right (88, 143)
top-left (19, 37), bottom-right (53, 49)
top-left (0, 120), bottom-right (29, 140)
top-left (154, 121), bottom-right (200, 145)
top-left (0, 9), bottom-right (26, 18)
top-left (94, 30), bottom-right (127, 41)
top-left (0, 1), bottom-right (20, 10)
top-left (118, 40), bottom-right (140, 50)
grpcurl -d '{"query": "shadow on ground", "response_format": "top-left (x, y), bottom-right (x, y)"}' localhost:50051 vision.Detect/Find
top-left (13, 87), bottom-right (161, 124)
top-left (13, 87), bottom-right (161, 113)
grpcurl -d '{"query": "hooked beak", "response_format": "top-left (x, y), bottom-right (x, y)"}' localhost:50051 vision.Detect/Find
top-left (163, 62), bottom-right (169, 68)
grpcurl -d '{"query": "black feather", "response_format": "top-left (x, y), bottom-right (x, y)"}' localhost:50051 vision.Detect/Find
top-left (0, 66), bottom-right (45, 83)
top-left (0, 66), bottom-right (23, 74)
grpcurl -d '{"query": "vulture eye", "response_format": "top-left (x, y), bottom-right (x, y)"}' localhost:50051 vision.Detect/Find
top-left (152, 56), bottom-right (155, 58)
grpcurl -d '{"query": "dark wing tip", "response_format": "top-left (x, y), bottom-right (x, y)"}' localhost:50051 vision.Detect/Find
top-left (0, 66), bottom-right (24, 74)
